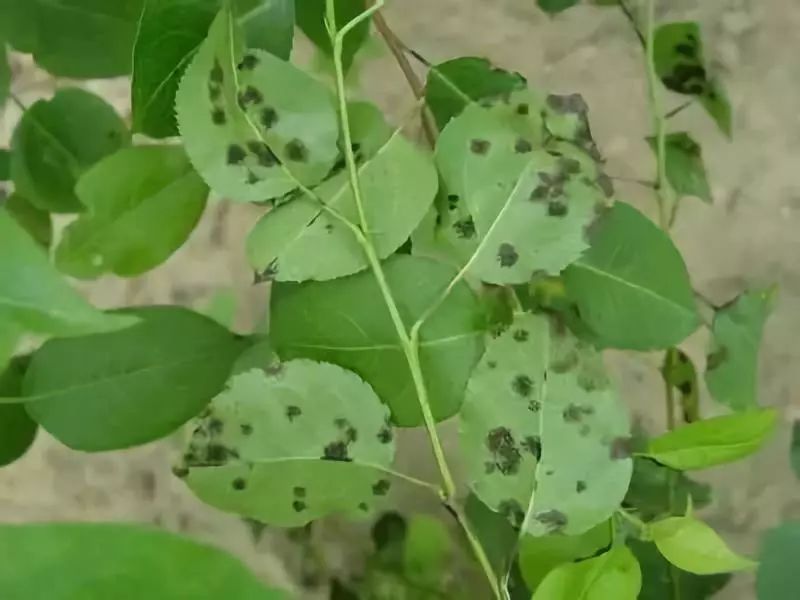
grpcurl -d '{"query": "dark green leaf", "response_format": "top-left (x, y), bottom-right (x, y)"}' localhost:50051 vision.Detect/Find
top-left (653, 22), bottom-right (732, 137)
top-left (0, 42), bottom-right (9, 108)
top-left (425, 57), bottom-right (527, 129)
top-left (0, 523), bottom-right (286, 599)
top-left (295, 0), bottom-right (370, 73)
top-left (537, 0), bottom-right (581, 15)
top-left (705, 288), bottom-right (775, 411)
top-left (11, 88), bottom-right (129, 212)
top-left (563, 202), bottom-right (700, 350)
top-left (791, 421), bottom-right (800, 481)
top-left (271, 255), bottom-right (486, 426)
top-left (236, 0), bottom-right (295, 58)
top-left (0, 1), bottom-right (38, 53)
top-left (648, 132), bottom-right (712, 203)
top-left (55, 146), bottom-right (208, 279)
top-left (181, 361), bottom-right (396, 526)
top-left (3, 193), bottom-right (52, 249)
top-left (757, 521), bottom-right (800, 600)
top-left (662, 349), bottom-right (700, 423)
top-left (0, 148), bottom-right (9, 180)
top-left (0, 358), bottom-right (37, 467)
top-left (465, 493), bottom-right (519, 576)
top-left (403, 515), bottom-right (452, 588)
top-left (23, 306), bottom-right (247, 451)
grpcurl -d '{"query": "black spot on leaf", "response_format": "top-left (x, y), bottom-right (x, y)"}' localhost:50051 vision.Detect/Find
top-left (172, 465), bottom-right (189, 479)
top-left (487, 361), bottom-right (497, 369)
top-left (610, 437), bottom-right (633, 460)
top-left (323, 441), bottom-right (351, 462)
top-left (238, 86), bottom-right (263, 109)
top-left (528, 399), bottom-right (541, 412)
top-left (286, 139), bottom-right (308, 162)
top-left (515, 138), bottom-right (533, 154)
top-left (512, 374), bottom-right (533, 397)
top-left (485, 427), bottom-right (522, 476)
top-left (678, 381), bottom-right (693, 395)
top-left (576, 480), bottom-right (587, 493)
top-left (372, 479), bottom-right (391, 496)
top-left (211, 108), bottom-right (226, 125)
top-left (530, 185), bottom-right (549, 201)
top-left (546, 93), bottom-right (587, 115)
top-left (535, 509), bottom-right (568, 533)
top-left (513, 329), bottom-right (529, 342)
top-left (497, 243), bottom-right (519, 267)
top-left (447, 194), bottom-right (460, 210)
top-left (238, 54), bottom-right (259, 70)
top-left (453, 217), bottom-right (476, 239)
top-left (498, 499), bottom-right (525, 528)
top-left (260, 106), bottom-right (279, 129)
top-left (470, 139), bottom-right (491, 155)
top-left (358, 502), bottom-right (369, 512)
top-left (208, 82), bottom-right (221, 102)
top-left (208, 419), bottom-right (224, 435)
top-left (516, 103), bottom-right (529, 115)
top-left (547, 200), bottom-right (568, 217)
top-left (210, 60), bottom-right (224, 84)
top-left (521, 435), bottom-right (542, 460)
top-left (293, 486), bottom-right (306, 498)
top-left (247, 140), bottom-right (279, 167)
top-left (286, 405), bottom-right (302, 422)
top-left (240, 423), bottom-right (253, 436)
top-left (292, 500), bottom-right (307, 512)
top-left (232, 477), bottom-right (247, 491)
top-left (596, 174), bottom-right (615, 198)
top-left (559, 158), bottom-right (581, 174)
top-left (227, 144), bottom-right (247, 165)
top-left (579, 424), bottom-right (591, 437)
top-left (377, 426), bottom-right (393, 444)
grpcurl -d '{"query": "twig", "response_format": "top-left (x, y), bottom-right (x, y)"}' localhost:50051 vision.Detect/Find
top-left (665, 99), bottom-right (694, 120)
top-left (618, 0), bottom-right (645, 47)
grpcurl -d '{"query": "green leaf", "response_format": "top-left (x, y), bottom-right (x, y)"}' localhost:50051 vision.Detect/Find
top-left (518, 522), bottom-right (611, 590)
top-left (8, 0), bottom-right (146, 78)
top-left (0, 42), bottom-right (9, 108)
top-left (0, 211), bottom-right (136, 338)
top-left (629, 539), bottom-right (731, 600)
top-left (644, 408), bottom-right (777, 470)
top-left (0, 1), bottom-right (38, 53)
top-left (236, 0), bottom-right (295, 58)
top-left (271, 255), bottom-right (485, 426)
top-left (650, 515), bottom-right (757, 575)
top-left (295, 0), bottom-right (370, 73)
top-left (3, 193), bottom-right (52, 249)
top-left (653, 22), bottom-right (732, 137)
top-left (648, 132), bottom-right (712, 203)
top-left (176, 7), bottom-right (339, 202)
top-left (563, 202), bottom-right (700, 350)
top-left (460, 312), bottom-right (632, 535)
top-left (662, 349), bottom-right (700, 423)
top-left (10, 88), bottom-right (129, 212)
top-left (791, 421), bottom-right (800, 481)
top-left (200, 288), bottom-right (239, 329)
top-left (532, 544), bottom-right (641, 600)
top-left (403, 515), bottom-right (453, 588)
top-left (22, 306), bottom-right (247, 452)
top-left (0, 523), bottom-right (286, 599)
top-left (425, 57), bottom-right (527, 129)
top-left (757, 521), bottom-right (800, 600)
top-left (465, 493), bottom-right (519, 576)
top-left (537, 0), bottom-right (581, 15)
top-left (0, 358), bottom-right (37, 467)
top-left (705, 288), bottom-right (775, 411)
top-left (55, 146), bottom-right (208, 279)
top-left (0, 147), bottom-right (9, 180)
top-left (180, 360), bottom-right (396, 526)
top-left (246, 123), bottom-right (437, 281)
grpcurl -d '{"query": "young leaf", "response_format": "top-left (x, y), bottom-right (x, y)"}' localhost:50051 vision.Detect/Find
top-left (532, 544), bottom-right (641, 600)
top-left (650, 515), bottom-right (757, 575)
top-left (55, 146), bottom-right (209, 279)
top-left (0, 211), bottom-right (136, 338)
top-left (4, 193), bottom-right (52, 249)
top-left (425, 57), bottom-right (527, 129)
top-left (295, 0), bottom-right (370, 73)
top-left (537, 0), bottom-right (581, 15)
top-left (246, 124), bottom-right (437, 281)
top-left (459, 312), bottom-right (632, 536)
top-left (10, 88), bottom-right (129, 212)
top-left (653, 22), bottom-right (732, 137)
top-left (518, 522), bottom-right (611, 590)
top-left (0, 523), bottom-right (286, 599)
top-left (176, 7), bottom-right (339, 202)
top-left (22, 306), bottom-right (248, 452)
top-left (0, 358), bottom-right (37, 467)
top-left (180, 361), bottom-right (396, 526)
top-left (705, 288), bottom-right (775, 411)
top-left (648, 132), bottom-right (712, 204)
top-left (644, 409), bottom-right (777, 470)
top-left (791, 421), bottom-right (800, 481)
top-left (270, 255), bottom-right (486, 426)
top-left (757, 521), bottom-right (800, 600)
top-left (563, 202), bottom-right (700, 350)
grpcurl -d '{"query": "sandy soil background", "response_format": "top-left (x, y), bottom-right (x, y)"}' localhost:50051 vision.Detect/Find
top-left (2, 0), bottom-right (799, 598)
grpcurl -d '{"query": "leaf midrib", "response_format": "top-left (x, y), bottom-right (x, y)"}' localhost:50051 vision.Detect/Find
top-left (280, 331), bottom-right (482, 353)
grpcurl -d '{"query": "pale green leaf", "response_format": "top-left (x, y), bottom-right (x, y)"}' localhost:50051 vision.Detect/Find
top-left (55, 146), bottom-right (208, 279)
top-left (180, 361), bottom-right (396, 526)
top-left (246, 124), bottom-right (437, 281)
top-left (705, 288), bottom-right (775, 411)
top-left (295, 0), bottom-right (370, 73)
top-left (22, 306), bottom-right (247, 451)
top-left (0, 523), bottom-right (286, 599)
top-left (757, 521), bottom-right (800, 600)
top-left (4, 193), bottom-right (52, 249)
top-left (460, 312), bottom-right (632, 536)
top-left (10, 88), bottom-right (129, 212)
top-left (271, 255), bottom-right (485, 426)
top-left (176, 7), bottom-right (338, 202)
top-left (199, 288), bottom-right (239, 329)
top-left (532, 545), bottom-right (641, 600)
top-left (0, 357), bottom-right (37, 467)
top-left (0, 210), bottom-right (136, 337)
top-left (644, 408), bottom-right (777, 470)
top-left (563, 202), bottom-right (700, 350)
top-left (648, 132), bottom-right (712, 203)
top-left (650, 515), bottom-right (757, 575)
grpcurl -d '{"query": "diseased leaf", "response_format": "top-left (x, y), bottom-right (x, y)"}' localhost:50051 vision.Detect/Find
top-left (0, 357), bottom-right (37, 467)
top-left (271, 255), bottom-right (486, 426)
top-left (0, 211), bottom-right (136, 338)
top-left (644, 409), bottom-right (777, 470)
top-left (791, 421), bottom-right (800, 481)
top-left (0, 523), bottom-right (286, 599)
top-left (4, 194), bottom-right (52, 249)
top-left (518, 522), bottom-right (611, 590)
top-left (247, 122), bottom-right (437, 281)
top-left (705, 288), bottom-right (775, 411)
top-left (460, 312), bottom-right (632, 536)
top-left (295, 0), bottom-right (370, 73)
top-left (180, 361), bottom-right (396, 527)
top-left (425, 57), bottom-right (527, 129)
top-left (648, 132), bottom-right (712, 203)
top-left (22, 307), bottom-right (247, 452)
top-left (56, 146), bottom-right (208, 279)
top-left (650, 515), bottom-right (757, 575)
top-left (662, 348), bottom-right (700, 423)
top-left (532, 544), bottom-right (641, 600)
top-left (563, 202), bottom-right (700, 350)
top-left (537, 0), bottom-right (581, 15)
top-left (176, 7), bottom-right (339, 202)
top-left (10, 88), bottom-right (129, 212)
top-left (653, 22), bottom-right (732, 137)
top-left (757, 521), bottom-right (800, 600)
